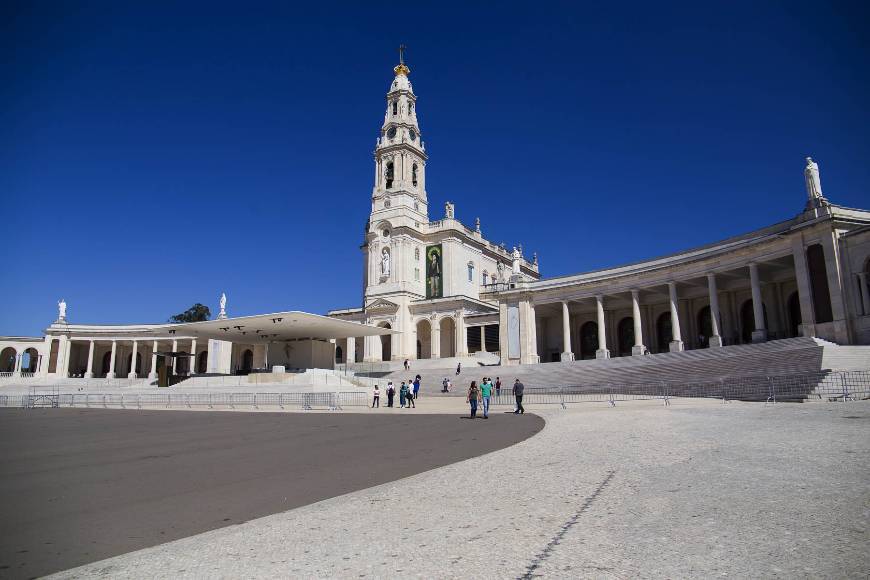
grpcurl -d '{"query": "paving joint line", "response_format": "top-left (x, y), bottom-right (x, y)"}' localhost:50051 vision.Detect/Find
top-left (519, 469), bottom-right (616, 579)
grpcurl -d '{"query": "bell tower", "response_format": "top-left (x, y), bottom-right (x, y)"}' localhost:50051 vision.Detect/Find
top-left (371, 45), bottom-right (428, 221)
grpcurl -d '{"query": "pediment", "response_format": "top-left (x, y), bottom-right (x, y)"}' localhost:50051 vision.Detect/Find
top-left (365, 299), bottom-right (399, 314)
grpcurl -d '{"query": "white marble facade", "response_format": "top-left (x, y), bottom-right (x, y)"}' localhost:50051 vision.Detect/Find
top-left (2, 57), bottom-right (870, 378)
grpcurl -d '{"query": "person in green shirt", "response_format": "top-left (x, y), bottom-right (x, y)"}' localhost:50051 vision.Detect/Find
top-left (480, 377), bottom-right (493, 419)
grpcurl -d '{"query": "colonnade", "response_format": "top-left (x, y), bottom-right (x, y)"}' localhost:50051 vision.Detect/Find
top-left (514, 234), bottom-right (850, 365)
top-left (60, 337), bottom-right (203, 379)
top-left (551, 267), bottom-right (774, 362)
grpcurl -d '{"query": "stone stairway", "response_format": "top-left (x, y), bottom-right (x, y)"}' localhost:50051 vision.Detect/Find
top-left (359, 338), bottom-right (852, 398)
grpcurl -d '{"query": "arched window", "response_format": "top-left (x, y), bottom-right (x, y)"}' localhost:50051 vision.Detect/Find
top-left (467, 262), bottom-right (475, 282)
top-left (412, 163), bottom-right (418, 186)
top-left (385, 162), bottom-right (394, 189)
top-left (392, 101), bottom-right (397, 115)
top-left (409, 102), bottom-right (413, 114)
top-left (335, 346), bottom-right (343, 363)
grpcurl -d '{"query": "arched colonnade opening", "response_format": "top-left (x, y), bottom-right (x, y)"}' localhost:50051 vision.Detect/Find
top-left (416, 319), bottom-right (431, 359)
top-left (379, 322), bottom-right (392, 362)
top-left (0, 347), bottom-right (16, 373)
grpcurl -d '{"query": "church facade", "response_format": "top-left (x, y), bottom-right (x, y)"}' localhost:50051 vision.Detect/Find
top-left (1, 55), bottom-right (869, 378)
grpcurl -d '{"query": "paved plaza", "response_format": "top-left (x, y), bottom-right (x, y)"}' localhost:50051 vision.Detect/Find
top-left (9, 399), bottom-right (864, 579)
top-left (0, 408), bottom-right (543, 579)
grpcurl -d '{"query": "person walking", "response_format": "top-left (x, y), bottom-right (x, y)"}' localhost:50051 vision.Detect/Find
top-left (456, 362), bottom-right (462, 375)
top-left (442, 377), bottom-right (449, 393)
top-left (404, 359), bottom-right (409, 371)
top-left (372, 384), bottom-right (380, 408)
top-left (512, 378), bottom-right (525, 414)
top-left (399, 381), bottom-right (408, 408)
top-left (467, 380), bottom-right (482, 419)
top-left (407, 379), bottom-right (416, 408)
top-left (495, 377), bottom-right (502, 399)
top-left (386, 381), bottom-right (395, 407)
top-left (480, 377), bottom-right (492, 419)
top-left (413, 376), bottom-right (421, 400)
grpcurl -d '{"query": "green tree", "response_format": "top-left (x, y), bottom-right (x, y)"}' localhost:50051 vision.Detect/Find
top-left (169, 303), bottom-right (211, 323)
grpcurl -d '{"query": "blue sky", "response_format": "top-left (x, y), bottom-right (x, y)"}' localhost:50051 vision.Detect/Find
top-left (1, 1), bottom-right (868, 335)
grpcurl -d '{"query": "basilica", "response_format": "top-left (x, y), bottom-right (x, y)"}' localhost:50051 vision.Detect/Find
top-left (1, 55), bottom-right (869, 379)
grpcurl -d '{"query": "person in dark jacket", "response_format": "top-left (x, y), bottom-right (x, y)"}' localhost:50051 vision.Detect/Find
top-left (512, 379), bottom-right (525, 414)
top-left (386, 382), bottom-right (395, 407)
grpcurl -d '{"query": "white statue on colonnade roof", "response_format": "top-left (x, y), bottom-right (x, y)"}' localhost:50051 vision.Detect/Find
top-left (218, 292), bottom-right (227, 320)
top-left (57, 298), bottom-right (67, 322)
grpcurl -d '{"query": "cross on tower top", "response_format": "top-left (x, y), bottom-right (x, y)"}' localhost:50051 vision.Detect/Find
top-left (399, 44), bottom-right (406, 64)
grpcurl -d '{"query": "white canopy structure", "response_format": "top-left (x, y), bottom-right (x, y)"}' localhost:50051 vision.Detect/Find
top-left (168, 311), bottom-right (395, 343)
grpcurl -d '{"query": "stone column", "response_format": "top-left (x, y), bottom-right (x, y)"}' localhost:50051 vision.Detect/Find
top-left (455, 310), bottom-right (468, 357)
top-left (595, 295), bottom-right (610, 359)
top-left (84, 340), bottom-right (95, 378)
top-left (480, 325), bottom-right (487, 353)
top-left (668, 282), bottom-right (684, 352)
top-left (498, 302), bottom-right (512, 364)
top-left (518, 300), bottom-right (539, 365)
top-left (148, 341), bottom-right (158, 379)
top-left (346, 336), bottom-right (356, 364)
top-left (171, 339), bottom-right (178, 373)
top-left (819, 230), bottom-right (849, 343)
top-left (431, 320), bottom-right (441, 359)
top-left (128, 340), bottom-right (138, 379)
top-left (189, 339), bottom-right (197, 375)
top-left (60, 336), bottom-right (72, 378)
top-left (631, 290), bottom-right (646, 356)
top-left (707, 273), bottom-right (723, 347)
top-left (858, 272), bottom-right (870, 316)
top-left (790, 238), bottom-right (816, 337)
top-left (107, 340), bottom-right (117, 379)
top-left (527, 302), bottom-right (539, 364)
top-left (560, 301), bottom-right (574, 361)
top-left (748, 263), bottom-right (767, 342)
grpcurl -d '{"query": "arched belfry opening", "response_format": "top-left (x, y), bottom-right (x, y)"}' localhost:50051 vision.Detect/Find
top-left (385, 162), bottom-right (394, 189)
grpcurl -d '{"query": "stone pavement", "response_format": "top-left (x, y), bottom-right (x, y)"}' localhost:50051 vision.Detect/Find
top-left (51, 400), bottom-right (870, 579)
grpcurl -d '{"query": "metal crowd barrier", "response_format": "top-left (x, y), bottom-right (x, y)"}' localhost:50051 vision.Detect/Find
top-left (1, 371), bottom-right (867, 411)
top-left (0, 391), bottom-right (378, 411)
top-left (489, 370), bottom-right (870, 407)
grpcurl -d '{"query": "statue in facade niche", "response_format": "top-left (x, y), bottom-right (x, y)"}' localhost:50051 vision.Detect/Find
top-left (497, 261), bottom-right (505, 281)
top-left (57, 298), bottom-right (67, 321)
top-left (381, 248), bottom-right (391, 277)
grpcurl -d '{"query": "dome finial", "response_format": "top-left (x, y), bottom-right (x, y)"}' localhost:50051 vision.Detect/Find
top-left (394, 44), bottom-right (410, 76)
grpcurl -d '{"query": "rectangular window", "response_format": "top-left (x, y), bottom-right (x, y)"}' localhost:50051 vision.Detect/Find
top-left (415, 267), bottom-right (420, 281)
top-left (468, 264), bottom-right (474, 282)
